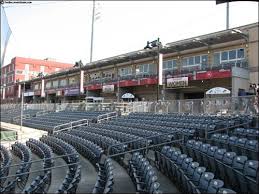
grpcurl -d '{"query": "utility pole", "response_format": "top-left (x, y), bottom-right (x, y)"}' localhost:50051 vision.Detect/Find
top-left (90, 0), bottom-right (96, 63)
top-left (20, 82), bottom-right (25, 131)
top-left (226, 2), bottom-right (229, 29)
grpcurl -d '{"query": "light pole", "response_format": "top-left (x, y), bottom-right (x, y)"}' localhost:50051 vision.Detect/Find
top-left (144, 38), bottom-right (162, 102)
top-left (20, 82), bottom-right (25, 131)
top-left (90, 0), bottom-right (96, 63)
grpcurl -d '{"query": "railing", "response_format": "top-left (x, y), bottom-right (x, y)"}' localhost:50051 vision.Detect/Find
top-left (53, 118), bottom-right (89, 133)
top-left (97, 112), bottom-right (118, 123)
top-left (36, 110), bottom-right (51, 117)
top-left (13, 114), bottom-right (31, 124)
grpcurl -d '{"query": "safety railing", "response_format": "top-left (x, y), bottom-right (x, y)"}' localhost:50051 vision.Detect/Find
top-left (35, 110), bottom-right (52, 117)
top-left (12, 114), bottom-right (31, 124)
top-left (53, 118), bottom-right (89, 133)
top-left (97, 111), bottom-right (118, 123)
top-left (0, 153), bottom-right (79, 180)
top-left (204, 120), bottom-right (252, 140)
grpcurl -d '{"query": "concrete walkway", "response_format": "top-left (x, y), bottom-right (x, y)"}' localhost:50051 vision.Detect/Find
top-left (23, 153), bottom-right (43, 191)
top-left (77, 155), bottom-right (98, 193)
top-left (47, 154), bottom-right (68, 193)
top-left (111, 159), bottom-right (136, 193)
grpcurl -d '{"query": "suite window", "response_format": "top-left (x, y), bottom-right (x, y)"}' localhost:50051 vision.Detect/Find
top-left (34, 84), bottom-right (39, 90)
top-left (229, 50), bottom-right (236, 60)
top-left (237, 48), bottom-right (244, 59)
top-left (195, 56), bottom-right (200, 64)
top-left (52, 80), bottom-right (59, 88)
top-left (163, 59), bottom-right (177, 70)
top-left (60, 79), bottom-right (67, 86)
top-left (188, 57), bottom-right (194, 65)
top-left (45, 82), bottom-right (51, 89)
top-left (119, 67), bottom-right (132, 76)
top-left (201, 55), bottom-right (208, 63)
top-left (221, 51), bottom-right (228, 61)
top-left (137, 64), bottom-right (155, 74)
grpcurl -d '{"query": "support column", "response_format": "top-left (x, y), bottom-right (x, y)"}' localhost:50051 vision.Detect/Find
top-left (80, 70), bottom-right (84, 94)
top-left (41, 79), bottom-right (45, 98)
top-left (2, 87), bottom-right (6, 100)
top-left (18, 84), bottom-right (21, 98)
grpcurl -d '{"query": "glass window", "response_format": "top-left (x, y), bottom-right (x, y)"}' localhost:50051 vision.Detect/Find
top-left (149, 64), bottom-right (155, 73)
top-left (237, 48), bottom-right (244, 59)
top-left (163, 61), bottom-right (167, 69)
top-left (188, 57), bottom-right (194, 65)
top-left (229, 50), bottom-right (236, 60)
top-left (195, 56), bottom-right (200, 64)
top-left (53, 80), bottom-right (59, 87)
top-left (221, 51), bottom-right (228, 61)
top-left (143, 64), bottom-right (148, 73)
top-left (201, 55), bottom-right (208, 63)
top-left (181, 58), bottom-right (188, 66)
top-left (213, 53), bottom-right (220, 64)
top-left (60, 79), bottom-right (67, 86)
top-left (167, 60), bottom-right (173, 69)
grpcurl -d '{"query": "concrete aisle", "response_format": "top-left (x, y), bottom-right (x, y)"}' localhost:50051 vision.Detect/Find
top-left (76, 155), bottom-right (98, 193)
top-left (111, 159), bottom-right (136, 193)
top-left (47, 154), bottom-right (68, 193)
top-left (3, 154), bottom-right (20, 188)
top-left (23, 153), bottom-right (43, 191)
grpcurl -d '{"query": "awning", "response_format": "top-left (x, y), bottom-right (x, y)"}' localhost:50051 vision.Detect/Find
top-left (206, 87), bottom-right (231, 95)
top-left (121, 93), bottom-right (135, 99)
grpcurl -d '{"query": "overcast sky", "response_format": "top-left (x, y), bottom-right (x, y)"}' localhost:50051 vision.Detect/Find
top-left (2, 1), bottom-right (258, 66)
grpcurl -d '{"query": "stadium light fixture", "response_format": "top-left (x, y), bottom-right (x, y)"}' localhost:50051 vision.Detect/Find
top-left (144, 38), bottom-right (162, 102)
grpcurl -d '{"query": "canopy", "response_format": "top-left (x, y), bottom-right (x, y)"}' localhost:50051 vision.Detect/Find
top-left (121, 93), bottom-right (135, 99)
top-left (206, 87), bottom-right (231, 95)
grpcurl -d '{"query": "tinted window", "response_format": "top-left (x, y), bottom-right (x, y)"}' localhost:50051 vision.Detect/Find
top-left (221, 51), bottom-right (228, 61)
top-left (229, 50), bottom-right (236, 60)
top-left (167, 60), bottom-right (173, 69)
top-left (202, 55), bottom-right (208, 63)
top-left (195, 56), bottom-right (200, 64)
top-left (182, 58), bottom-right (188, 66)
top-left (213, 53), bottom-right (220, 64)
top-left (188, 57), bottom-right (194, 65)
top-left (237, 48), bottom-right (244, 58)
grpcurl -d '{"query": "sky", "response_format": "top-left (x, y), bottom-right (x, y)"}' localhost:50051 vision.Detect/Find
top-left (1, 0), bottom-right (258, 66)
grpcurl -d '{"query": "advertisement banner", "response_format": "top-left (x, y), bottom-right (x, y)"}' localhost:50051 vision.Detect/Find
top-left (166, 77), bottom-right (188, 88)
top-left (102, 85), bottom-right (114, 93)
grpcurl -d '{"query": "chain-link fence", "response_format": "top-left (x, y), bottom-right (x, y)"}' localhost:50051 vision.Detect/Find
top-left (1, 95), bottom-right (258, 116)
top-left (130, 95), bottom-right (258, 115)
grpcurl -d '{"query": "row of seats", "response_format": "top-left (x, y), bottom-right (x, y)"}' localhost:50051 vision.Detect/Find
top-left (208, 133), bottom-right (258, 160)
top-left (22, 111), bottom-right (112, 133)
top-left (53, 132), bottom-right (104, 165)
top-left (93, 158), bottom-right (114, 194)
top-left (128, 152), bottom-right (162, 193)
top-left (95, 123), bottom-right (173, 145)
top-left (77, 125), bottom-right (148, 150)
top-left (232, 128), bottom-right (259, 139)
top-left (1, 109), bottom-right (41, 123)
top-left (1, 142), bottom-right (32, 194)
top-left (23, 138), bottom-right (54, 193)
top-left (0, 145), bottom-right (12, 186)
top-left (156, 145), bottom-right (236, 193)
top-left (40, 135), bottom-right (81, 194)
top-left (65, 129), bottom-right (127, 158)
top-left (106, 119), bottom-right (195, 141)
top-left (182, 139), bottom-right (258, 193)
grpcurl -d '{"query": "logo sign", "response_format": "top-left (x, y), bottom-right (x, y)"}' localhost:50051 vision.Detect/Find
top-left (166, 77), bottom-right (188, 88)
top-left (102, 85), bottom-right (114, 93)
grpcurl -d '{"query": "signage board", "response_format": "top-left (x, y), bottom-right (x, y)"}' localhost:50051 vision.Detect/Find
top-left (166, 77), bottom-right (188, 88)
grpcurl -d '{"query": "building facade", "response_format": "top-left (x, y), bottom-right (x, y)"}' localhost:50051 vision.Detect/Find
top-left (0, 57), bottom-right (73, 101)
top-left (2, 23), bottom-right (258, 103)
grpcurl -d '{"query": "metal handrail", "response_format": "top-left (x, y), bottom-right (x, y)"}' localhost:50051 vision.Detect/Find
top-left (0, 162), bottom-right (80, 180)
top-left (12, 114), bottom-right (31, 123)
top-left (53, 118), bottom-right (89, 133)
top-left (97, 111), bottom-right (118, 123)
top-left (205, 121), bottom-right (251, 139)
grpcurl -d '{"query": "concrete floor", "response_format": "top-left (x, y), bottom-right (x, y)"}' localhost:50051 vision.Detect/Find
top-left (47, 153), bottom-right (68, 193)
top-left (76, 155), bottom-right (98, 193)
top-left (23, 153), bottom-right (43, 190)
top-left (111, 159), bottom-right (136, 193)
